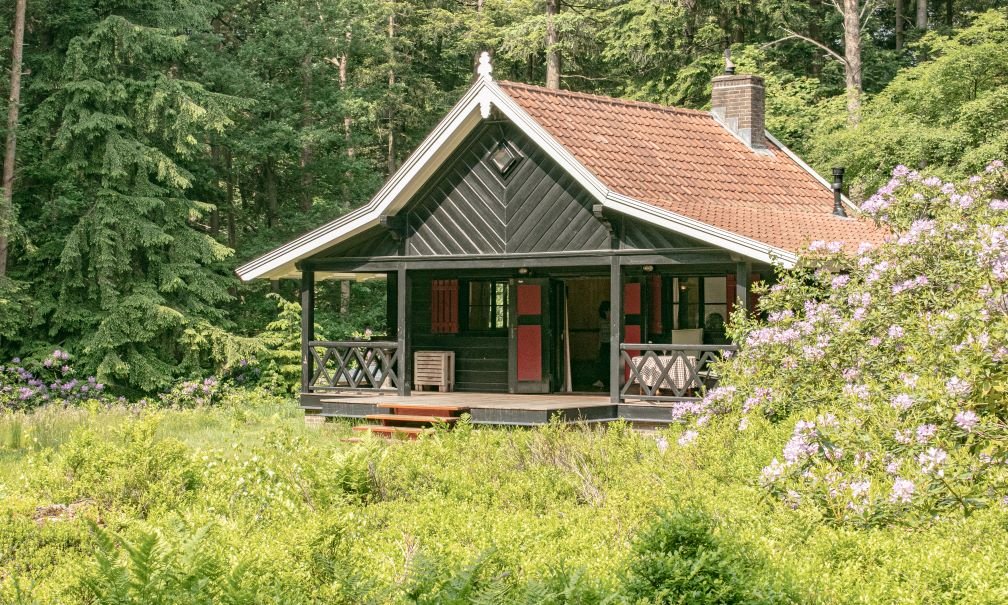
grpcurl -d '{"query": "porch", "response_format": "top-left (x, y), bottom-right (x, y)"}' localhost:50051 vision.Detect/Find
top-left (300, 390), bottom-right (729, 426)
top-left (297, 261), bottom-right (751, 426)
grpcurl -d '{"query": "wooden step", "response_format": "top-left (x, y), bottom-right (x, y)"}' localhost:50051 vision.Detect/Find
top-left (376, 403), bottom-right (469, 417)
top-left (352, 425), bottom-right (431, 440)
top-left (365, 413), bottom-right (458, 424)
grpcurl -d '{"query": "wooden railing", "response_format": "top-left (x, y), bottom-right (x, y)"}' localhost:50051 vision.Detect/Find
top-left (309, 341), bottom-right (401, 392)
top-left (619, 343), bottom-right (737, 402)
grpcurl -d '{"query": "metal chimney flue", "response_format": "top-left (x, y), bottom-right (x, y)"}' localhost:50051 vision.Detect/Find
top-left (832, 167), bottom-right (847, 217)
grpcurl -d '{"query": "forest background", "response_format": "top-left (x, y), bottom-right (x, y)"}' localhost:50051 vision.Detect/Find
top-left (1, 0), bottom-right (1007, 393)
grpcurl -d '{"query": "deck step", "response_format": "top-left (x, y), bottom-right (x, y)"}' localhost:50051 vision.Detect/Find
top-left (376, 403), bottom-right (469, 417)
top-left (352, 425), bottom-right (431, 440)
top-left (365, 413), bottom-right (457, 424)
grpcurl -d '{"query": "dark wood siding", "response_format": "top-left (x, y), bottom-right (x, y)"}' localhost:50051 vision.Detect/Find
top-left (405, 122), bottom-right (610, 257)
top-left (308, 226), bottom-right (399, 261)
top-left (621, 217), bottom-right (707, 250)
top-left (410, 278), bottom-right (508, 392)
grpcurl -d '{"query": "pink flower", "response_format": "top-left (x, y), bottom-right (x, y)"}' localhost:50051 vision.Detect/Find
top-left (954, 410), bottom-right (979, 432)
top-left (890, 478), bottom-right (915, 503)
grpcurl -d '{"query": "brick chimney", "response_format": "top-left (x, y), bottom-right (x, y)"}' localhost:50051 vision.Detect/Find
top-left (710, 74), bottom-right (766, 151)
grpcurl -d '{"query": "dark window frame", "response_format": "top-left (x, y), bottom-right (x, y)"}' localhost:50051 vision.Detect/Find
top-left (461, 279), bottom-right (509, 334)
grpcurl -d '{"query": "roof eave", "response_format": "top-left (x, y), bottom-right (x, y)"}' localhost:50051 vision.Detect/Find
top-left (235, 77), bottom-right (492, 282)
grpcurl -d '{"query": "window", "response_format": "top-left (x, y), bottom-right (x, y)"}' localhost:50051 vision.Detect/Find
top-left (703, 277), bottom-right (728, 333)
top-left (466, 280), bottom-right (508, 331)
top-left (490, 142), bottom-right (518, 175)
top-left (673, 277), bottom-right (701, 329)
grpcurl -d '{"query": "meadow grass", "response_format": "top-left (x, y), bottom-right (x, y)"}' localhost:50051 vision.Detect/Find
top-left (1, 396), bottom-right (1006, 604)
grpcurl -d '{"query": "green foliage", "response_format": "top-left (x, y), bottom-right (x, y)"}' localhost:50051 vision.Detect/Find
top-left (688, 164), bottom-right (1008, 525)
top-left (4, 1), bottom-right (1008, 390)
top-left (29, 418), bottom-right (199, 517)
top-left (251, 294), bottom-right (306, 395)
top-left (1, 399), bottom-right (1008, 602)
top-left (808, 10), bottom-right (1008, 196)
top-left (79, 522), bottom-right (254, 605)
top-left (624, 509), bottom-right (789, 605)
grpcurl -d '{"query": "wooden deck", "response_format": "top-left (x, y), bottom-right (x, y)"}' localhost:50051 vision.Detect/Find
top-left (302, 391), bottom-right (685, 425)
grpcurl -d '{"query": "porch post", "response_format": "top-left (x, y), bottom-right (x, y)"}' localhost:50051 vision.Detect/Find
top-left (735, 261), bottom-right (751, 312)
top-left (609, 256), bottom-right (622, 404)
top-left (396, 265), bottom-right (411, 396)
top-left (300, 269), bottom-right (315, 393)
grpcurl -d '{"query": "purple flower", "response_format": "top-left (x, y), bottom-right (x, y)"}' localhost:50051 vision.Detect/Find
top-left (945, 377), bottom-right (971, 399)
top-left (954, 410), bottom-right (979, 432)
top-left (656, 436), bottom-right (669, 454)
top-left (849, 479), bottom-right (871, 499)
top-left (891, 393), bottom-right (914, 411)
top-left (915, 424), bottom-right (937, 444)
top-left (831, 274), bottom-right (850, 289)
top-left (678, 430), bottom-right (698, 446)
top-left (760, 458), bottom-right (786, 485)
top-left (918, 447), bottom-right (947, 476)
top-left (890, 478), bottom-right (915, 503)
top-left (888, 325), bottom-right (904, 339)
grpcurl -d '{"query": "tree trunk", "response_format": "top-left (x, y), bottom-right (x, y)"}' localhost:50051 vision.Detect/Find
top-left (945, 0), bottom-right (953, 26)
top-left (545, 0), bottom-right (560, 89)
top-left (264, 160), bottom-right (278, 228)
top-left (810, 0), bottom-right (823, 76)
top-left (0, 0), bottom-right (27, 277)
top-left (916, 0), bottom-right (927, 30)
top-left (896, 0), bottom-right (905, 50)
top-left (299, 54), bottom-right (314, 213)
top-left (386, 13), bottom-right (397, 175)
top-left (843, 0), bottom-right (862, 126)
top-left (225, 147), bottom-right (236, 249)
top-left (340, 279), bottom-right (350, 314)
top-left (340, 31), bottom-right (353, 159)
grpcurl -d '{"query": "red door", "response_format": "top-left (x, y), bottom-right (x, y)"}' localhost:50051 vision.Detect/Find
top-left (623, 280), bottom-right (642, 382)
top-left (510, 278), bottom-right (551, 393)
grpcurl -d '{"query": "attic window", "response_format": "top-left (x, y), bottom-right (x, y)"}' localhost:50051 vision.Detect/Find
top-left (490, 142), bottom-right (518, 176)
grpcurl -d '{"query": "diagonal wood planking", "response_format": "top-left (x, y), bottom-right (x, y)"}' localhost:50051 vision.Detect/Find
top-left (406, 121), bottom-right (610, 256)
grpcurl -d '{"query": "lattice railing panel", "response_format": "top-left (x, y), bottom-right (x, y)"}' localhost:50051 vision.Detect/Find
top-left (619, 343), bottom-right (737, 403)
top-left (309, 341), bottom-right (401, 392)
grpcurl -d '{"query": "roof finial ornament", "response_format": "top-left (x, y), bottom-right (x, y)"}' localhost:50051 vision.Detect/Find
top-left (477, 51), bottom-right (493, 79)
top-left (723, 48), bottom-right (735, 75)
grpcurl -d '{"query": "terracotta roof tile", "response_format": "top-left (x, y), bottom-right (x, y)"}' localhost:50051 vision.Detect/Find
top-left (498, 81), bottom-right (885, 253)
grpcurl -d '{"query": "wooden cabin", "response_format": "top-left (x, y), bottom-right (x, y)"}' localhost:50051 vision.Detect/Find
top-left (237, 54), bottom-right (881, 425)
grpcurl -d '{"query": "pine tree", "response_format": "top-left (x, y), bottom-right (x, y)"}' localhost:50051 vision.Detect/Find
top-left (28, 9), bottom-right (244, 390)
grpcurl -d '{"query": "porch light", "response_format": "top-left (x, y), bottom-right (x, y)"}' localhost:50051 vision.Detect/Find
top-left (518, 267), bottom-right (530, 275)
top-left (643, 265), bottom-right (654, 272)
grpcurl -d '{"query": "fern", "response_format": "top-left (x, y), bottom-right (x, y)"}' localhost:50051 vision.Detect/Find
top-left (79, 522), bottom-right (254, 605)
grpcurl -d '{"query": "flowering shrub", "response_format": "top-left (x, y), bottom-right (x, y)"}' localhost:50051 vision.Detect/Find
top-left (0, 350), bottom-right (107, 411)
top-left (157, 376), bottom-right (222, 408)
top-left (686, 162), bottom-right (1008, 525)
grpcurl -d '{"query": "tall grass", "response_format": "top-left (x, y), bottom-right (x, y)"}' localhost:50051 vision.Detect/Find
top-left (1, 399), bottom-right (1006, 604)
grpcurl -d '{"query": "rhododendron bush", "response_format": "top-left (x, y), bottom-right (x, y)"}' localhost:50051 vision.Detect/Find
top-left (704, 162), bottom-right (1008, 524)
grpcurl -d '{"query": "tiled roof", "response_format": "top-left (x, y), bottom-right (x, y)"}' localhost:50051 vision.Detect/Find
top-left (498, 81), bottom-right (885, 252)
